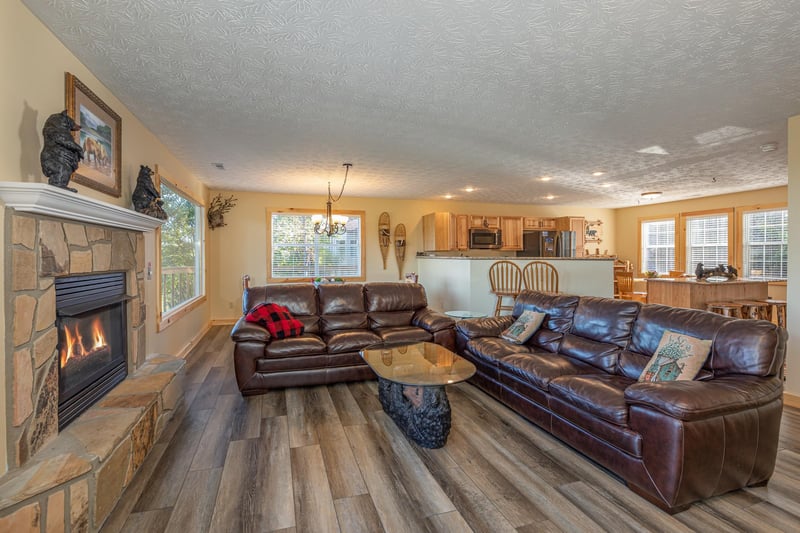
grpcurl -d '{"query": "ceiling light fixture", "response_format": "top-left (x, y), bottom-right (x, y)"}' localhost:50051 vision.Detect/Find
top-left (312, 163), bottom-right (351, 237)
top-left (592, 171), bottom-right (605, 177)
top-left (539, 176), bottom-right (552, 182)
top-left (760, 142), bottom-right (778, 152)
top-left (464, 187), bottom-right (475, 192)
top-left (444, 194), bottom-right (453, 199)
top-left (543, 194), bottom-right (555, 200)
top-left (600, 183), bottom-right (612, 188)
top-left (640, 191), bottom-right (662, 200)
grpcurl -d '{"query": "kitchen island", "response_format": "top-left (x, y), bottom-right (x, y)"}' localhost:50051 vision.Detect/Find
top-left (646, 278), bottom-right (768, 310)
top-left (416, 256), bottom-right (614, 316)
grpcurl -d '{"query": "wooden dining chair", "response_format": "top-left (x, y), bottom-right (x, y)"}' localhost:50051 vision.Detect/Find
top-left (488, 260), bottom-right (522, 316)
top-left (521, 261), bottom-right (559, 293)
top-left (615, 271), bottom-right (647, 303)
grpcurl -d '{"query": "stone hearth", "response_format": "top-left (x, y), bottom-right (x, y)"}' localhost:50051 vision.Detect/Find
top-left (0, 184), bottom-right (184, 531)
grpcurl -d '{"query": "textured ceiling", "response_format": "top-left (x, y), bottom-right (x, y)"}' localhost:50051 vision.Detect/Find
top-left (22, 0), bottom-right (800, 207)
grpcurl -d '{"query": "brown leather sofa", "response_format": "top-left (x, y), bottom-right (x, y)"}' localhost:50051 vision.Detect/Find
top-left (231, 282), bottom-right (455, 395)
top-left (455, 290), bottom-right (786, 513)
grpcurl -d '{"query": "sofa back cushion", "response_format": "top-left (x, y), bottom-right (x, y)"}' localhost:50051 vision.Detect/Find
top-left (511, 291), bottom-right (579, 352)
top-left (621, 304), bottom-right (729, 379)
top-left (710, 320), bottom-right (786, 377)
top-left (365, 283), bottom-right (427, 328)
top-left (559, 297), bottom-right (639, 372)
top-left (244, 283), bottom-right (320, 334)
top-left (319, 284), bottom-right (369, 332)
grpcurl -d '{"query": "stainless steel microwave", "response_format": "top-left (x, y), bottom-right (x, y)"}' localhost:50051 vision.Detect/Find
top-left (469, 228), bottom-right (503, 249)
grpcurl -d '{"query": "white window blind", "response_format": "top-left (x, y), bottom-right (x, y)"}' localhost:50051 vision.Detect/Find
top-left (641, 219), bottom-right (675, 274)
top-left (742, 208), bottom-right (787, 280)
top-left (271, 212), bottom-right (362, 279)
top-left (685, 213), bottom-right (728, 273)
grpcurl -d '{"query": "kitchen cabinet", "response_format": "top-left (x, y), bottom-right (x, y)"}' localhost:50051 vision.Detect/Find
top-left (523, 217), bottom-right (556, 230)
top-left (556, 216), bottom-right (585, 257)
top-left (456, 214), bottom-right (469, 250)
top-left (500, 216), bottom-right (523, 250)
top-left (422, 212), bottom-right (456, 251)
top-left (469, 215), bottom-right (500, 229)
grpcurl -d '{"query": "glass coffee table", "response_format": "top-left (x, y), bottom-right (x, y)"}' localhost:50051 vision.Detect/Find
top-left (359, 341), bottom-right (476, 448)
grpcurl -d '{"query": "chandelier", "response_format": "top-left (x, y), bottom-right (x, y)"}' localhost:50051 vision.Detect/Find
top-left (312, 163), bottom-right (352, 237)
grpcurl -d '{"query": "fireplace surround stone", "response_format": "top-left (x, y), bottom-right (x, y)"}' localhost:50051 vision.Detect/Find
top-left (0, 184), bottom-right (184, 531)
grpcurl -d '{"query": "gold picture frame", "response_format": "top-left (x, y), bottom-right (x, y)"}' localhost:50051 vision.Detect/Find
top-left (65, 72), bottom-right (122, 197)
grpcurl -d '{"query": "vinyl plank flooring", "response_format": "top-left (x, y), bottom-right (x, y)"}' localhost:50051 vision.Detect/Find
top-left (118, 509), bottom-right (171, 533)
top-left (695, 497), bottom-right (785, 533)
top-left (229, 393), bottom-right (262, 441)
top-left (346, 380), bottom-right (384, 419)
top-left (208, 439), bottom-right (259, 533)
top-left (286, 387), bottom-right (318, 448)
top-left (427, 510), bottom-right (473, 533)
top-left (256, 416), bottom-right (295, 532)
top-left (558, 481), bottom-right (653, 533)
top-left (163, 468), bottom-right (221, 533)
top-left (333, 495), bottom-right (384, 533)
top-left (191, 366), bottom-right (227, 411)
top-left (291, 445), bottom-right (340, 533)
top-left (329, 382), bottom-right (368, 426)
top-left (261, 389), bottom-right (287, 418)
top-left (190, 394), bottom-right (238, 471)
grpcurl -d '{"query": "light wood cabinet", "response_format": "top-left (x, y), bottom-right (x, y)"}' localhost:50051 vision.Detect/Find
top-left (456, 214), bottom-right (469, 250)
top-left (469, 215), bottom-right (500, 229)
top-left (422, 212), bottom-right (456, 251)
top-left (523, 217), bottom-right (557, 230)
top-left (556, 216), bottom-right (585, 257)
top-left (500, 216), bottom-right (523, 250)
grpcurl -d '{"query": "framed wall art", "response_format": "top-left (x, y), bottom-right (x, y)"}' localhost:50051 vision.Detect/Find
top-left (65, 72), bottom-right (122, 197)
top-left (585, 219), bottom-right (603, 244)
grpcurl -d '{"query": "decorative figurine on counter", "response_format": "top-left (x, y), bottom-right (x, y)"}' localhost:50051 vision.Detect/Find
top-left (40, 110), bottom-right (83, 192)
top-left (695, 263), bottom-right (737, 281)
top-left (132, 165), bottom-right (168, 220)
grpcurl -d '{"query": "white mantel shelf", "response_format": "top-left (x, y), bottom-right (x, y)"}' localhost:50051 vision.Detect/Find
top-left (0, 182), bottom-right (164, 232)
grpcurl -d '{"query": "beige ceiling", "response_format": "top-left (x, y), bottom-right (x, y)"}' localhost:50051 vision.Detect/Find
top-left (22, 0), bottom-right (800, 207)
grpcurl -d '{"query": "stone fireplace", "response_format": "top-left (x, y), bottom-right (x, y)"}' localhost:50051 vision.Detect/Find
top-left (0, 183), bottom-right (185, 531)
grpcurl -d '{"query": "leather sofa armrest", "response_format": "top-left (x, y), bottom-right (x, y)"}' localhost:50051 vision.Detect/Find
top-left (412, 308), bottom-right (456, 333)
top-left (230, 316), bottom-right (271, 343)
top-left (455, 316), bottom-right (515, 339)
top-left (625, 375), bottom-right (784, 421)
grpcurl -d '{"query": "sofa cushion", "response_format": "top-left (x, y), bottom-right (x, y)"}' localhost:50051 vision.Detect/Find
top-left (468, 337), bottom-right (532, 365)
top-left (246, 303), bottom-right (305, 339)
top-left (497, 352), bottom-right (602, 391)
top-left (549, 374), bottom-right (634, 426)
top-left (325, 330), bottom-right (383, 354)
top-left (264, 334), bottom-right (326, 359)
top-left (364, 282), bottom-right (427, 312)
top-left (321, 312), bottom-right (369, 332)
top-left (318, 283), bottom-right (366, 313)
top-left (558, 334), bottom-right (624, 373)
top-left (369, 310), bottom-right (416, 328)
top-left (244, 283), bottom-right (320, 335)
top-left (639, 330), bottom-right (712, 382)
top-left (374, 326), bottom-right (432, 344)
top-left (512, 292), bottom-right (580, 352)
top-left (501, 310), bottom-right (546, 344)
top-left (710, 320), bottom-right (786, 377)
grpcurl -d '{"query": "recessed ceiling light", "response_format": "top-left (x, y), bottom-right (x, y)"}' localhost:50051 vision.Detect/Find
top-left (637, 145), bottom-right (669, 155)
top-left (543, 194), bottom-right (555, 200)
top-left (760, 142), bottom-right (778, 152)
top-left (592, 171), bottom-right (605, 177)
top-left (641, 191), bottom-right (662, 200)
top-left (464, 187), bottom-right (475, 192)
top-left (600, 183), bottom-right (612, 188)
top-left (444, 194), bottom-right (453, 199)
top-left (539, 176), bottom-right (552, 182)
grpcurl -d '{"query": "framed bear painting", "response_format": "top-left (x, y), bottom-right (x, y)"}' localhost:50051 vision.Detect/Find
top-left (65, 72), bottom-right (122, 197)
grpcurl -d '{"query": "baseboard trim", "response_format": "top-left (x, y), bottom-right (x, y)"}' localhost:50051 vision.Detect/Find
top-left (210, 319), bottom-right (237, 326)
top-left (175, 322), bottom-right (213, 360)
top-left (784, 392), bottom-right (800, 409)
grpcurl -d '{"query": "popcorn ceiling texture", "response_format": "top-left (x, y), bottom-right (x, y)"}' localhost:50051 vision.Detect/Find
top-left (22, 0), bottom-right (800, 206)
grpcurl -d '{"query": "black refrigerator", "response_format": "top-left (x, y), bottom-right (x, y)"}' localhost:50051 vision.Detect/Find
top-left (517, 230), bottom-right (576, 257)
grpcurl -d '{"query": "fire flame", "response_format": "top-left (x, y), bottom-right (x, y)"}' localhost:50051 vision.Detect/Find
top-left (60, 317), bottom-right (109, 368)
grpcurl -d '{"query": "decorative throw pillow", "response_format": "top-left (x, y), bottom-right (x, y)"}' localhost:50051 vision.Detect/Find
top-left (245, 303), bottom-right (304, 339)
top-left (501, 310), bottom-right (547, 344)
top-left (638, 330), bottom-right (712, 382)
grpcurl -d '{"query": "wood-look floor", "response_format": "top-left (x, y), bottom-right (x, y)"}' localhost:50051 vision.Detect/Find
top-left (102, 326), bottom-right (800, 532)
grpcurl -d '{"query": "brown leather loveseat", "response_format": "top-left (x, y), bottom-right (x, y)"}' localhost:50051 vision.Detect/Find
top-left (231, 281), bottom-right (455, 395)
top-left (455, 290), bottom-right (786, 513)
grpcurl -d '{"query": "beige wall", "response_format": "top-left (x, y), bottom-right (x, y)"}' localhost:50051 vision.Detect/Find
top-left (207, 190), bottom-right (616, 321)
top-left (0, 1), bottom-right (209, 474)
top-left (787, 115), bottom-right (799, 397)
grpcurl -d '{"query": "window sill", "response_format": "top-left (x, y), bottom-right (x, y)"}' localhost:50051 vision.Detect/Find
top-left (158, 295), bottom-right (207, 332)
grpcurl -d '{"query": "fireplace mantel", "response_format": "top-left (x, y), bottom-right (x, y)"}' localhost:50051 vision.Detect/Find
top-left (0, 182), bottom-right (163, 232)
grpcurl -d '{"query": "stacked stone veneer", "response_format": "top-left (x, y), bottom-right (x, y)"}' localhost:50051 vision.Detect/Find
top-left (1, 211), bottom-right (185, 531)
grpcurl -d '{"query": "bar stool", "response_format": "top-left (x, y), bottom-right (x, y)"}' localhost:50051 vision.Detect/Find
top-left (760, 299), bottom-right (787, 328)
top-left (706, 302), bottom-right (742, 318)
top-left (488, 260), bottom-right (522, 316)
top-left (737, 300), bottom-right (771, 320)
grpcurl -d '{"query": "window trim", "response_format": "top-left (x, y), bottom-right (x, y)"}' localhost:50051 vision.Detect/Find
top-left (155, 167), bottom-right (207, 332)
top-left (637, 215), bottom-right (678, 276)
top-left (679, 208), bottom-right (734, 273)
top-left (266, 207), bottom-right (367, 283)
top-left (735, 202), bottom-right (787, 281)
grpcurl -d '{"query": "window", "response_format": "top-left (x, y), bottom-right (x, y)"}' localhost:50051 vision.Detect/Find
top-left (742, 208), bottom-right (787, 280)
top-left (159, 181), bottom-right (205, 320)
top-left (684, 212), bottom-right (731, 273)
top-left (268, 209), bottom-right (365, 281)
top-left (641, 219), bottom-right (675, 274)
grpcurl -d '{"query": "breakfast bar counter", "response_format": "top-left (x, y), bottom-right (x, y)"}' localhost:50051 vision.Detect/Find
top-left (646, 278), bottom-right (768, 310)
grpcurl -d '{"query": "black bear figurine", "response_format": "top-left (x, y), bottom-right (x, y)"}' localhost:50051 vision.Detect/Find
top-left (132, 165), bottom-right (168, 220)
top-left (40, 110), bottom-right (83, 192)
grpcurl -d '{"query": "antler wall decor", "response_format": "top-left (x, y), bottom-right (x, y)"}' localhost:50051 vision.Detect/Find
top-left (207, 193), bottom-right (238, 229)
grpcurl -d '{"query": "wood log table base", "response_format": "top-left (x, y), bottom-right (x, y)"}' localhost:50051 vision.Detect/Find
top-left (377, 378), bottom-right (452, 449)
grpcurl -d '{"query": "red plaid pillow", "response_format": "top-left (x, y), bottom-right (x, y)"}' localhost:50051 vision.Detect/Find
top-left (245, 303), bottom-right (304, 339)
